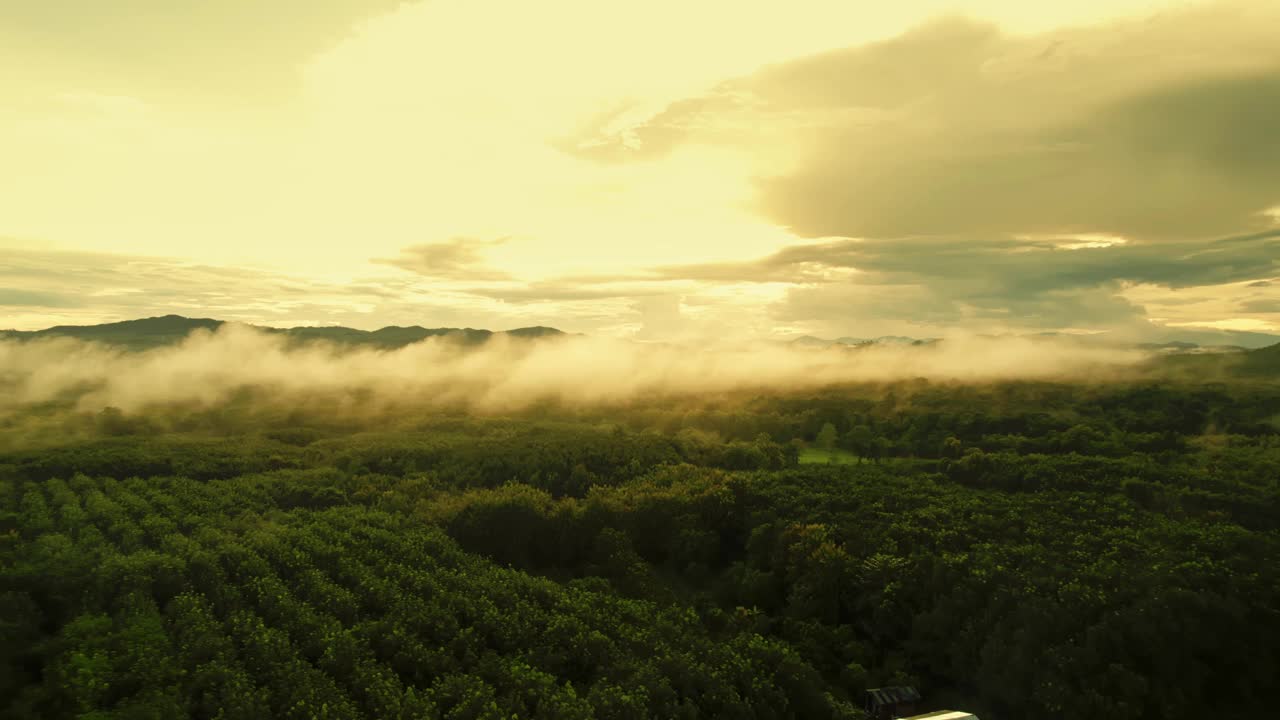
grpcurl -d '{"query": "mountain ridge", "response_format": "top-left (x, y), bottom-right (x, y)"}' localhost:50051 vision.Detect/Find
top-left (3, 317), bottom-right (1278, 376)
top-left (0, 314), bottom-right (569, 350)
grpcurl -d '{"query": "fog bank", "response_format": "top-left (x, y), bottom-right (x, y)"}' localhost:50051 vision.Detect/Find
top-left (0, 324), bottom-right (1147, 415)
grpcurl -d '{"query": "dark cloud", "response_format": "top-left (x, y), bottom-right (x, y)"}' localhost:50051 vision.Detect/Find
top-left (373, 239), bottom-right (513, 281)
top-left (775, 281), bottom-right (1146, 337)
top-left (605, 6), bottom-right (1280, 243)
top-left (635, 229), bottom-right (1279, 334)
top-left (1239, 299), bottom-right (1280, 313)
top-left (757, 65), bottom-right (1280, 241)
top-left (650, 230), bottom-right (1280, 290)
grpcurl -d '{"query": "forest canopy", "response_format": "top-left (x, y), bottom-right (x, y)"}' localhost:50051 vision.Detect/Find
top-left (2, 328), bottom-right (1278, 719)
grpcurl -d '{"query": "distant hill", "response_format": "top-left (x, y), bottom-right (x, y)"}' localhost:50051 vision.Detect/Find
top-left (1220, 341), bottom-right (1280, 376)
top-left (0, 315), bottom-right (567, 351)
top-left (1136, 341), bottom-right (1249, 355)
top-left (789, 335), bottom-right (834, 348)
top-left (789, 334), bottom-right (938, 349)
top-left (3, 317), bottom-right (1277, 377)
top-left (781, 331), bottom-right (1279, 378)
top-left (1144, 340), bottom-right (1280, 379)
top-left (0, 315), bottom-right (224, 350)
top-left (1143, 326), bottom-right (1280, 350)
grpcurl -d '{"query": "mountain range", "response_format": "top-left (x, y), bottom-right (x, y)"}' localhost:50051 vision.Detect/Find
top-left (0, 315), bottom-right (566, 351)
top-left (2, 316), bottom-right (1278, 377)
top-left (789, 335), bottom-right (938, 349)
top-left (786, 332), bottom-right (1277, 354)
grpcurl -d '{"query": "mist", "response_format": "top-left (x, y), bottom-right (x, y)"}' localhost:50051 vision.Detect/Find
top-left (0, 324), bottom-right (1147, 417)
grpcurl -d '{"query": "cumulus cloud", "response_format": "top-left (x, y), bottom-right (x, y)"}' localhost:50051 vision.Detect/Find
top-left (613, 4), bottom-right (1280, 242)
top-left (553, 4), bottom-right (1280, 337)
top-left (0, 325), bottom-right (1146, 418)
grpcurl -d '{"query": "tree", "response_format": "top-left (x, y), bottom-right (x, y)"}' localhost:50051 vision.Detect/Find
top-left (844, 425), bottom-right (874, 464)
top-left (816, 423), bottom-right (838, 455)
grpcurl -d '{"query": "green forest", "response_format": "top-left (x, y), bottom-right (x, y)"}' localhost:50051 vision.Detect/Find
top-left (3, 378), bottom-right (1279, 719)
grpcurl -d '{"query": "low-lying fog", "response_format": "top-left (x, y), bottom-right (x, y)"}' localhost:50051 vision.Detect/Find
top-left (0, 324), bottom-right (1147, 415)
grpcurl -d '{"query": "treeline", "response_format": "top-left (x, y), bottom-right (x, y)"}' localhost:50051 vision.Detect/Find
top-left (634, 382), bottom-right (1280, 458)
top-left (7, 379), bottom-right (1280, 457)
top-left (0, 424), bottom-right (795, 497)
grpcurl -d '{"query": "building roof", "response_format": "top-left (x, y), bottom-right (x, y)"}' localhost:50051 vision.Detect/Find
top-left (866, 686), bottom-right (923, 707)
top-left (901, 712), bottom-right (978, 720)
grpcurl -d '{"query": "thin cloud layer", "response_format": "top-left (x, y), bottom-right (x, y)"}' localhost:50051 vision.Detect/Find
top-left (373, 238), bottom-right (514, 281)
top-left (0, 0), bottom-right (405, 98)
top-left (0, 246), bottom-right (504, 332)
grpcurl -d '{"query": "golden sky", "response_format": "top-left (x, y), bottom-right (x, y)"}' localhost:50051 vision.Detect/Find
top-left (2, 0), bottom-right (1278, 343)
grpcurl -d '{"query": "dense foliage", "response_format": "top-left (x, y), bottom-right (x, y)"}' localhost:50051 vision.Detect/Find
top-left (2, 379), bottom-right (1279, 719)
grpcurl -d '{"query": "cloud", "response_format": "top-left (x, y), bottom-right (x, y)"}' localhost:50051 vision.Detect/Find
top-left (0, 245), bottom-right (650, 336)
top-left (524, 3), bottom-right (1279, 336)
top-left (1239, 299), bottom-right (1280, 313)
top-left (0, 0), bottom-right (406, 98)
top-left (603, 5), bottom-right (1280, 243)
top-left (373, 238), bottom-right (514, 281)
top-left (556, 92), bottom-right (763, 164)
top-left (756, 25), bottom-right (1280, 240)
top-left (0, 288), bottom-right (84, 308)
top-left (648, 230), bottom-right (1280, 287)
top-left (771, 279), bottom-right (1148, 339)
top-left (624, 229), bottom-right (1277, 336)
top-left (0, 246), bottom-right (456, 331)
top-left (7, 1), bottom-right (1278, 341)
top-left (458, 283), bottom-right (676, 304)
top-left (361, 221), bottom-right (1278, 337)
top-left (633, 296), bottom-right (690, 340)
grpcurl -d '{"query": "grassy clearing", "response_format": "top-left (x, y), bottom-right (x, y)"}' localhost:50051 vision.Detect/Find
top-left (798, 447), bottom-right (862, 465)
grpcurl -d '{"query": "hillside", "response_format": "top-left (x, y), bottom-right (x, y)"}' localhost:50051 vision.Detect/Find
top-left (1147, 341), bottom-right (1280, 379)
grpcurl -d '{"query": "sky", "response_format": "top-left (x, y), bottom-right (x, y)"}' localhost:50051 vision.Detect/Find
top-left (2, 0), bottom-right (1279, 343)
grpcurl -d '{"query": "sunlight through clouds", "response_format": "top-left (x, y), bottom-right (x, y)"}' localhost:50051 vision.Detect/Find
top-left (1, 0), bottom-right (1276, 342)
